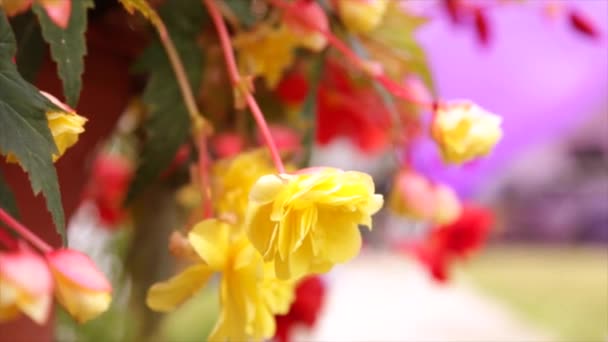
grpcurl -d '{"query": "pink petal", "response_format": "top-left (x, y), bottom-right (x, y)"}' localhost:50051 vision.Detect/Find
top-left (45, 249), bottom-right (111, 292)
top-left (0, 249), bottom-right (53, 295)
top-left (212, 133), bottom-right (244, 158)
top-left (39, 90), bottom-right (74, 112)
top-left (40, 0), bottom-right (72, 29)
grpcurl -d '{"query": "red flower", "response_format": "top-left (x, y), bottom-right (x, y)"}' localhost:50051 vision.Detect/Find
top-left (276, 72), bottom-right (310, 105)
top-left (276, 63), bottom-right (392, 154)
top-left (83, 154), bottom-right (133, 227)
top-left (316, 62), bottom-right (392, 154)
top-left (275, 276), bottom-right (326, 342)
top-left (400, 204), bottom-right (493, 283)
top-left (568, 9), bottom-right (601, 39)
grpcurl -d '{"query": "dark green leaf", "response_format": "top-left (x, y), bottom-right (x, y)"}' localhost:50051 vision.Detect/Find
top-left (223, 0), bottom-right (259, 28)
top-left (10, 12), bottom-right (45, 83)
top-left (0, 170), bottom-right (19, 218)
top-left (33, 0), bottom-right (94, 107)
top-left (126, 2), bottom-right (204, 202)
top-left (0, 11), bottom-right (66, 243)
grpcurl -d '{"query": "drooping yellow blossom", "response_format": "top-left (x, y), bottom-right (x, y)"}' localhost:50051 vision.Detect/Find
top-left (45, 249), bottom-right (112, 324)
top-left (213, 150), bottom-right (276, 222)
top-left (432, 101), bottom-right (502, 164)
top-left (234, 25), bottom-right (299, 88)
top-left (336, 0), bottom-right (389, 34)
top-left (0, 249), bottom-right (53, 324)
top-left (246, 167), bottom-right (384, 280)
top-left (147, 219), bottom-right (295, 341)
top-left (5, 91), bottom-right (87, 164)
top-left (46, 111), bottom-right (87, 160)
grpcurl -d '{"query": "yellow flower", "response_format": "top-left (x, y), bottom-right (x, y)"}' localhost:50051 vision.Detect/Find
top-left (46, 249), bottom-right (112, 324)
top-left (147, 219), bottom-right (295, 341)
top-left (0, 250), bottom-right (53, 324)
top-left (234, 25), bottom-right (299, 88)
top-left (213, 150), bottom-right (277, 223)
top-left (246, 167), bottom-right (383, 280)
top-left (432, 101), bottom-right (502, 164)
top-left (5, 91), bottom-right (87, 164)
top-left (46, 111), bottom-right (87, 160)
top-left (337, 0), bottom-right (389, 34)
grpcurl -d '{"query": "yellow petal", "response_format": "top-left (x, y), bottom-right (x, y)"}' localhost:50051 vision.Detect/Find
top-left (46, 111), bottom-right (87, 160)
top-left (249, 174), bottom-right (287, 205)
top-left (146, 264), bottom-right (212, 312)
top-left (246, 203), bottom-right (278, 260)
top-left (18, 293), bottom-right (52, 324)
top-left (52, 271), bottom-right (111, 323)
top-left (188, 219), bottom-right (230, 269)
top-left (316, 212), bottom-right (362, 263)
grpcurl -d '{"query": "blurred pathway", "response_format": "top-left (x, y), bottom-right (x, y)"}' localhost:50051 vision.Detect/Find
top-left (298, 251), bottom-right (553, 342)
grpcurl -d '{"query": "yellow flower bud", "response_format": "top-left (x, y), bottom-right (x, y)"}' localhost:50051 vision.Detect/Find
top-left (337, 0), bottom-right (389, 34)
top-left (0, 249), bottom-right (53, 324)
top-left (4, 92), bottom-right (87, 164)
top-left (246, 167), bottom-right (383, 280)
top-left (46, 111), bottom-right (87, 161)
top-left (432, 101), bottom-right (502, 164)
top-left (46, 249), bottom-right (112, 324)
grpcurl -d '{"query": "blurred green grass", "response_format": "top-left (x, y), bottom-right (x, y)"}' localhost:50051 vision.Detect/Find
top-left (465, 244), bottom-right (608, 342)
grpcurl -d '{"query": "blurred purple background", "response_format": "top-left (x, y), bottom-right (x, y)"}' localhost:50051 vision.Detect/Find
top-left (414, 0), bottom-right (608, 198)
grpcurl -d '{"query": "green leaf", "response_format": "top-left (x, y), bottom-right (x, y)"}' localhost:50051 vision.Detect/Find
top-left (0, 11), bottom-right (66, 243)
top-left (362, 2), bottom-right (434, 92)
top-left (10, 12), bottom-right (45, 83)
top-left (0, 170), bottom-right (19, 218)
top-left (223, 0), bottom-right (258, 28)
top-left (126, 2), bottom-right (204, 202)
top-left (33, 0), bottom-right (94, 107)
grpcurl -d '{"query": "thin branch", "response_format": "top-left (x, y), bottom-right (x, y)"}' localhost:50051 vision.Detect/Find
top-left (0, 209), bottom-right (52, 253)
top-left (203, 0), bottom-right (286, 174)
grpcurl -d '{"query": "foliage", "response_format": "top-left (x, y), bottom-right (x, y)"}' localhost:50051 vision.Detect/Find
top-left (0, 0), bottom-right (599, 340)
top-left (33, 0), bottom-right (94, 107)
top-left (0, 11), bottom-right (65, 242)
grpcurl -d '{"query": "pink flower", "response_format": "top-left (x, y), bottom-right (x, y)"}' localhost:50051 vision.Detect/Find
top-left (0, 247), bottom-right (53, 324)
top-left (45, 249), bottom-right (112, 323)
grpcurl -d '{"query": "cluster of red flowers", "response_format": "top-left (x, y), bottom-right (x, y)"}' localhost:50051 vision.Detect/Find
top-left (399, 204), bottom-right (494, 283)
top-left (277, 61), bottom-right (392, 155)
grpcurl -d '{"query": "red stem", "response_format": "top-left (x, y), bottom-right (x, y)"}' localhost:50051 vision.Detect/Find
top-left (197, 133), bottom-right (214, 219)
top-left (203, 0), bottom-right (286, 173)
top-left (0, 209), bottom-right (52, 253)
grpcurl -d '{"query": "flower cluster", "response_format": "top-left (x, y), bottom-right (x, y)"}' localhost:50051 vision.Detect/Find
top-left (149, 147), bottom-right (382, 340)
top-left (0, 241), bottom-right (111, 324)
top-left (6, 0), bottom-right (599, 338)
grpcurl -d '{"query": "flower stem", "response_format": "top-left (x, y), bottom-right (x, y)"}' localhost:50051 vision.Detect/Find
top-left (152, 12), bottom-right (208, 135)
top-left (203, 0), bottom-right (286, 174)
top-left (196, 133), bottom-right (214, 219)
top-left (0, 209), bottom-right (52, 253)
